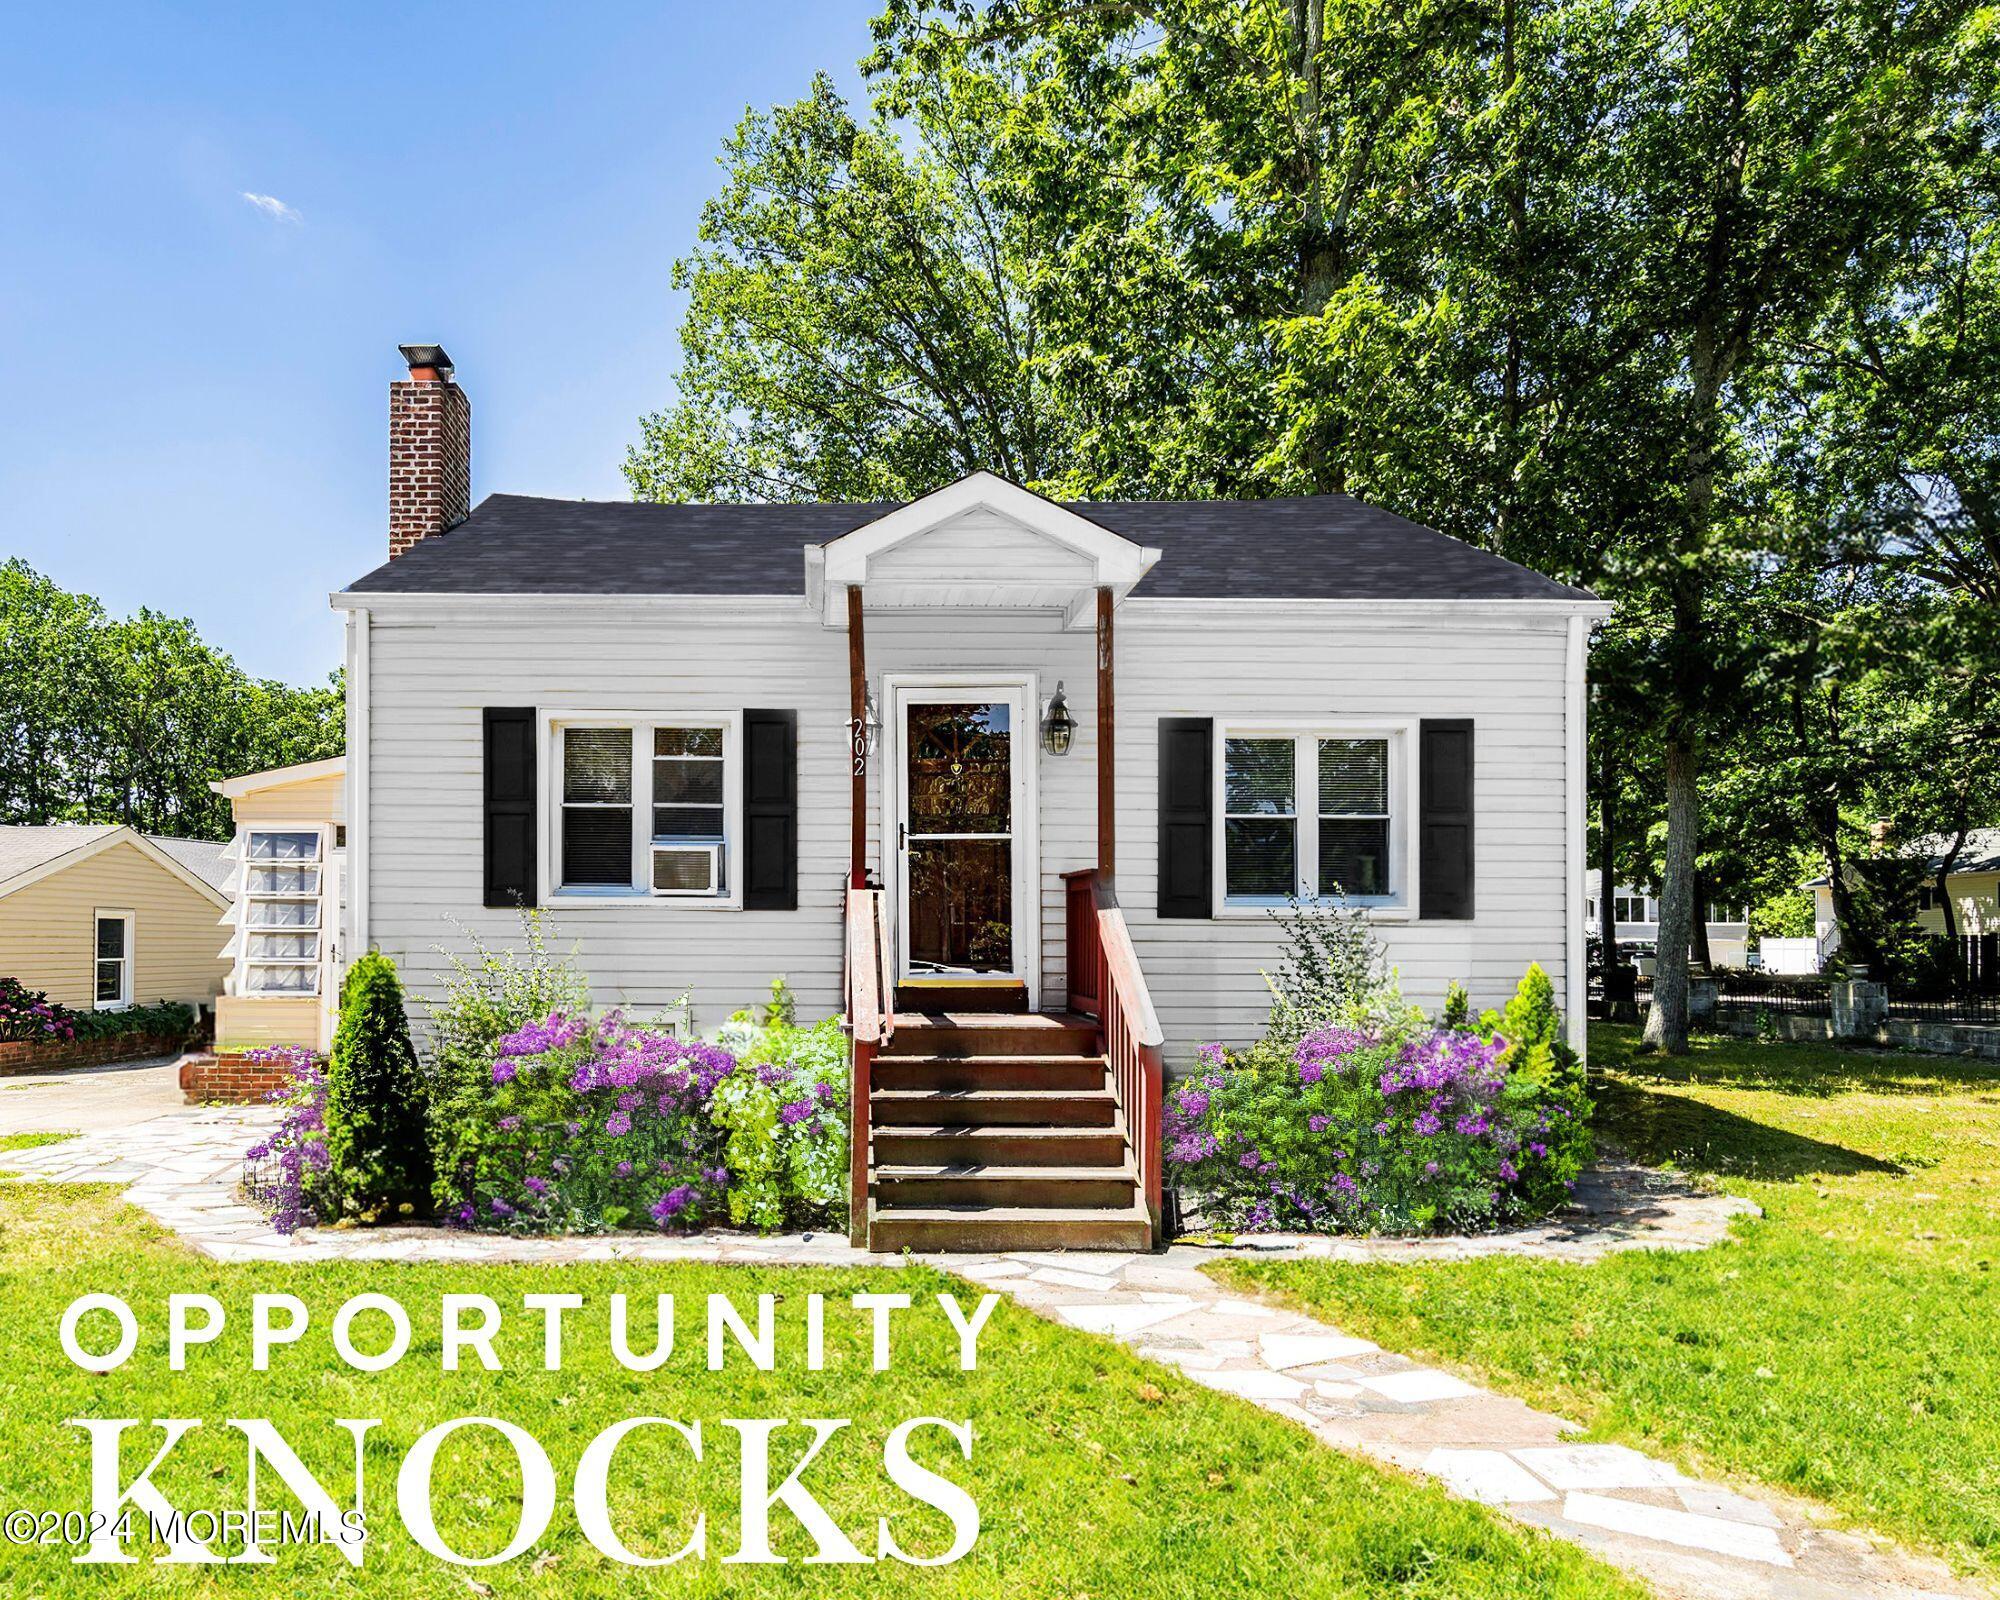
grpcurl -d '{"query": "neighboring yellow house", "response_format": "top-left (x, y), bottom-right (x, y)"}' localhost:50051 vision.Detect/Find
top-left (211, 757), bottom-right (348, 1051)
top-left (0, 825), bottom-right (232, 1011)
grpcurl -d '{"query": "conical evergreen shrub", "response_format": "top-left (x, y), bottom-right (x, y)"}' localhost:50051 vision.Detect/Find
top-left (325, 951), bottom-right (432, 1219)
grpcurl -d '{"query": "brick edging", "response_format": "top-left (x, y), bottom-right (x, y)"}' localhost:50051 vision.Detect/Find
top-left (0, 1033), bottom-right (188, 1077)
top-left (179, 1050), bottom-right (303, 1105)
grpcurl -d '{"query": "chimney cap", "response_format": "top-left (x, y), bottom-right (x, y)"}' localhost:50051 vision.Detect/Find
top-left (398, 343), bottom-right (454, 379)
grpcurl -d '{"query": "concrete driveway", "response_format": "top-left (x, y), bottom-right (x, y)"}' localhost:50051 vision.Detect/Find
top-left (0, 1055), bottom-right (188, 1137)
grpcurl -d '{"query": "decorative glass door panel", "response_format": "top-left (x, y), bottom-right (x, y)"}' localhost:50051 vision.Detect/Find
top-left (904, 700), bottom-right (1014, 975)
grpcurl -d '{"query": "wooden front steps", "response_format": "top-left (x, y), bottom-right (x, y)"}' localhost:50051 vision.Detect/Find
top-left (864, 1010), bottom-right (1152, 1252)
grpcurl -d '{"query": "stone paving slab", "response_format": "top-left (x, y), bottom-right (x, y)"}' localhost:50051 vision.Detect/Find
top-left (0, 1108), bottom-right (1984, 1600)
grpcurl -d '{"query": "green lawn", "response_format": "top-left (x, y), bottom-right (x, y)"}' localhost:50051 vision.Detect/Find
top-left (1214, 1024), bottom-right (2000, 1579)
top-left (0, 1180), bottom-right (1638, 1598)
top-left (0, 1132), bottom-right (75, 1153)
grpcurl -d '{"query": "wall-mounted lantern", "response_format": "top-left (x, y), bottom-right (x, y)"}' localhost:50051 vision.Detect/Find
top-left (1042, 682), bottom-right (1077, 756)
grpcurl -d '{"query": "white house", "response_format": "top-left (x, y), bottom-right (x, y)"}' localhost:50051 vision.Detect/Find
top-left (332, 346), bottom-right (1609, 1249)
top-left (1583, 872), bottom-right (1750, 970)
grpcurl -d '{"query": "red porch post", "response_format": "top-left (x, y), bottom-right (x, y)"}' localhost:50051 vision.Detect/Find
top-left (847, 585), bottom-right (868, 889)
top-left (1096, 585), bottom-right (1115, 885)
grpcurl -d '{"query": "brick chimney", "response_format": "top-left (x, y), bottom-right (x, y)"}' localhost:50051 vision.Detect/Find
top-left (388, 344), bottom-right (470, 558)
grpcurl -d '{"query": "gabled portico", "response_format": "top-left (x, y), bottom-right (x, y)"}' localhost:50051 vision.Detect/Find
top-left (825, 473), bottom-right (1167, 1251)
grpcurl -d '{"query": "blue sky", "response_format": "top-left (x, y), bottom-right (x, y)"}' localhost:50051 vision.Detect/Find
top-left (0, 2), bottom-right (876, 685)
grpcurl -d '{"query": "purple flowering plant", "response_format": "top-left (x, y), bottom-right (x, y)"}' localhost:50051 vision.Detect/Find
top-left (0, 976), bottom-right (78, 1043)
top-left (243, 1048), bottom-right (332, 1235)
top-left (1165, 967), bottom-right (1591, 1235)
top-left (441, 987), bottom-right (849, 1238)
top-left (441, 1009), bottom-right (740, 1234)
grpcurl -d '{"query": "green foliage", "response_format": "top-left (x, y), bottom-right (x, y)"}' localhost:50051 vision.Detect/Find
top-left (323, 953), bottom-right (430, 1221)
top-left (1440, 980), bottom-right (1472, 1033)
top-left (1750, 885), bottom-right (1817, 942)
top-left (709, 1015), bottom-right (850, 1231)
top-left (66, 999), bottom-right (197, 1042)
top-left (671, 1), bottom-right (1997, 1059)
top-left (424, 912), bottom-right (590, 1210)
top-left (0, 558), bottom-right (342, 838)
top-left (1479, 962), bottom-right (1581, 1093)
top-left (0, 976), bottom-right (195, 1047)
top-left (1261, 895), bottom-right (1388, 1048)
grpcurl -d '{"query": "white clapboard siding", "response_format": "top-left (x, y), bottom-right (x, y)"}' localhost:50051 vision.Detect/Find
top-left (361, 599), bottom-right (1574, 1066)
top-left (866, 508), bottom-right (1096, 587)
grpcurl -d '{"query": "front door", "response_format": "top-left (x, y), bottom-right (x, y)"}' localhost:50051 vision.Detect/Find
top-left (889, 679), bottom-right (1036, 997)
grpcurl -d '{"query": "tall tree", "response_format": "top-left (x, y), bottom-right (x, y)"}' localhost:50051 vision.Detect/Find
top-left (625, 67), bottom-right (1087, 501)
top-left (0, 559), bottom-right (343, 840)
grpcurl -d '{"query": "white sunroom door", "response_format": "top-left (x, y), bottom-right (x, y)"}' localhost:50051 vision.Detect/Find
top-left (894, 684), bottom-right (1033, 988)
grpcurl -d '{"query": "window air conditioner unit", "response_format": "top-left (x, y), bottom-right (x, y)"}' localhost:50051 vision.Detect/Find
top-left (651, 842), bottom-right (721, 896)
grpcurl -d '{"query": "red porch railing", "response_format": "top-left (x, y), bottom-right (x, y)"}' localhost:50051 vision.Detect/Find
top-left (844, 886), bottom-right (893, 1248)
top-left (1063, 868), bottom-right (1165, 1235)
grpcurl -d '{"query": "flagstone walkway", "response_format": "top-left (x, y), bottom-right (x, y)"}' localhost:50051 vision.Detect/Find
top-left (1, 1108), bottom-right (1981, 1600)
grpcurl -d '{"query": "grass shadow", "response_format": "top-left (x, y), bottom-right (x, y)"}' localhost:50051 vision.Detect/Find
top-left (1592, 1076), bottom-right (1904, 1182)
top-left (1591, 1024), bottom-right (2000, 1101)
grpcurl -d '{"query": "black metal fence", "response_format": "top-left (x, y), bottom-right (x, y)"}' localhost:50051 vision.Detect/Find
top-left (1712, 975), bottom-right (1833, 1017)
top-left (1888, 989), bottom-right (2000, 1026)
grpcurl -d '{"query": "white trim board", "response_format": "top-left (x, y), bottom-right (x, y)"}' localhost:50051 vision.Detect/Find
top-left (209, 756), bottom-right (347, 801)
top-left (882, 671), bottom-right (1042, 1009)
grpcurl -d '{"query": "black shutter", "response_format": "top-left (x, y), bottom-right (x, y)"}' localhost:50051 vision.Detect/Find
top-left (742, 709), bottom-right (797, 910)
top-left (1419, 718), bottom-right (1475, 920)
top-left (1158, 717), bottom-right (1213, 918)
top-left (483, 707), bottom-right (537, 908)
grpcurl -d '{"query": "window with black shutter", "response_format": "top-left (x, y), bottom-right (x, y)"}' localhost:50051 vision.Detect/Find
top-left (1158, 717), bottom-right (1213, 918)
top-left (742, 709), bottom-right (797, 910)
top-left (1419, 718), bottom-right (1475, 920)
top-left (483, 706), bottom-right (538, 907)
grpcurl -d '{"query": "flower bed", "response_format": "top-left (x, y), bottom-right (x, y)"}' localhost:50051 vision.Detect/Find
top-left (449, 1009), bottom-right (847, 1235)
top-left (1164, 901), bottom-right (1593, 1236)
top-left (0, 977), bottom-right (196, 1075)
top-left (1166, 1017), bottom-right (1590, 1234)
top-left (180, 1049), bottom-right (302, 1103)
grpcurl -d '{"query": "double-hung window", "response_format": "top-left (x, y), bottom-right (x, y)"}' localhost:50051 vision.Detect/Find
top-left (1220, 726), bottom-right (1409, 909)
top-left (555, 718), bottom-right (734, 900)
top-left (94, 911), bottom-right (134, 1009)
top-left (241, 829), bottom-right (325, 995)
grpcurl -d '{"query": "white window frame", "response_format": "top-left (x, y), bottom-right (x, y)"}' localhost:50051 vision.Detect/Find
top-left (1613, 893), bottom-right (1650, 925)
top-left (1212, 720), bottom-right (1416, 920)
top-left (93, 908), bottom-right (135, 1010)
top-left (234, 824), bottom-right (332, 999)
top-left (541, 712), bottom-right (743, 909)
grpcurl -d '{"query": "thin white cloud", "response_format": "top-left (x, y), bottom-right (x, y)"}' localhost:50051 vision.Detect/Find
top-left (239, 191), bottom-right (301, 224)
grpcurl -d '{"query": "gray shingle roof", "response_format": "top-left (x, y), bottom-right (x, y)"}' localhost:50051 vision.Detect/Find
top-left (343, 493), bottom-right (1594, 602)
top-left (148, 835), bottom-right (232, 892)
top-left (0, 825), bottom-right (121, 887)
top-left (0, 825), bottom-right (231, 897)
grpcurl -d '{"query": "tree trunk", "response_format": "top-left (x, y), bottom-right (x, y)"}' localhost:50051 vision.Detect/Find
top-left (1936, 819), bottom-right (1968, 945)
top-left (1690, 866), bottom-right (1713, 972)
top-left (1644, 737), bottom-right (1699, 1052)
top-left (1596, 726), bottom-right (1620, 996)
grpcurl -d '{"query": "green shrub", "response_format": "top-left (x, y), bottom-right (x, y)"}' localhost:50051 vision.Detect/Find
top-left (711, 1011), bottom-right (850, 1230)
top-left (0, 979), bottom-right (195, 1046)
top-left (1261, 895), bottom-right (1386, 1046)
top-left (1440, 980), bottom-right (1471, 1032)
top-left (324, 952), bottom-right (430, 1220)
top-left (1478, 961), bottom-right (1580, 1092)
